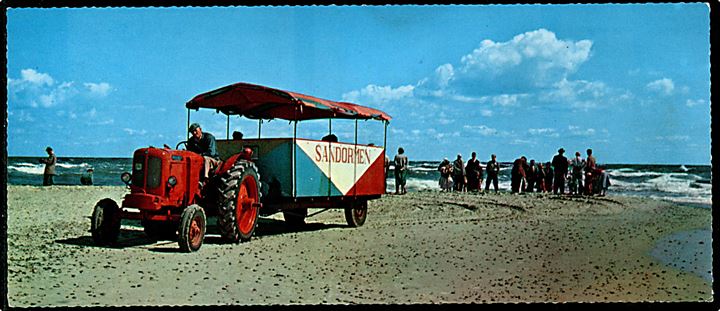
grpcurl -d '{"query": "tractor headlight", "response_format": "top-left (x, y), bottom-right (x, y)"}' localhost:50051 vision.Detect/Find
top-left (120, 172), bottom-right (132, 185)
top-left (168, 176), bottom-right (177, 187)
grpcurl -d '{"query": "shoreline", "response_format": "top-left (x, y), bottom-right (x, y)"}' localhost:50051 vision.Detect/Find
top-left (6, 185), bottom-right (712, 306)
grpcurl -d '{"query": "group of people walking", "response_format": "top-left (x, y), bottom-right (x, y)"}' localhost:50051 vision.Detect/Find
top-left (434, 148), bottom-right (609, 196)
top-left (437, 153), bottom-right (501, 193)
top-left (511, 148), bottom-right (609, 196)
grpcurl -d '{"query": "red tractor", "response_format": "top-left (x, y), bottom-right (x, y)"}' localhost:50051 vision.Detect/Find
top-left (91, 145), bottom-right (260, 252)
top-left (91, 82), bottom-right (391, 252)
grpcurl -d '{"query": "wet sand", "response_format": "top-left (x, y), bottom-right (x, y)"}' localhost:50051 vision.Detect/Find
top-left (5, 185), bottom-right (712, 306)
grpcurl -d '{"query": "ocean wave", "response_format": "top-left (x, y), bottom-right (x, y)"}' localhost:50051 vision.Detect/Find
top-left (608, 171), bottom-right (664, 178)
top-left (647, 195), bottom-right (711, 206)
top-left (8, 165), bottom-right (46, 175)
top-left (387, 177), bottom-right (512, 192)
top-left (408, 167), bottom-right (440, 172)
top-left (8, 161), bottom-right (92, 175)
top-left (56, 162), bottom-right (91, 169)
top-left (613, 168), bottom-right (636, 173)
top-left (611, 174), bottom-right (711, 199)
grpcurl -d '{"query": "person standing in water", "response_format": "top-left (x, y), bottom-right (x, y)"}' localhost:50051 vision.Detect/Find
top-left (465, 152), bottom-right (482, 192)
top-left (394, 147), bottom-right (409, 195)
top-left (585, 148), bottom-right (597, 195)
top-left (485, 154), bottom-right (500, 193)
top-left (452, 154), bottom-right (466, 192)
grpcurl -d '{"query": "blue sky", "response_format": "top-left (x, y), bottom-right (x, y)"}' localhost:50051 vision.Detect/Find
top-left (7, 4), bottom-right (711, 164)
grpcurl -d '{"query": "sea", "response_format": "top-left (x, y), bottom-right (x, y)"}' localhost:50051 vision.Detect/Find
top-left (6, 157), bottom-right (712, 208)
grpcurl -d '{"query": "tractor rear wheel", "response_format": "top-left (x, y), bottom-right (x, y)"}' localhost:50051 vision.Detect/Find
top-left (283, 208), bottom-right (308, 226)
top-left (217, 160), bottom-right (261, 243)
top-left (344, 200), bottom-right (367, 227)
top-left (91, 198), bottom-right (121, 245)
top-left (178, 205), bottom-right (206, 252)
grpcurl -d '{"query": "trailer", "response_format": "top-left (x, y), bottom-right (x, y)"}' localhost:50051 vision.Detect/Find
top-left (186, 82), bottom-right (392, 227)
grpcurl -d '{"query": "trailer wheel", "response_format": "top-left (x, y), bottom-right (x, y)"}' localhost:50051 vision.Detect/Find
top-left (344, 200), bottom-right (368, 227)
top-left (142, 220), bottom-right (177, 240)
top-left (217, 160), bottom-right (261, 243)
top-left (178, 205), bottom-right (206, 252)
top-left (283, 208), bottom-right (308, 226)
top-left (91, 198), bottom-right (121, 245)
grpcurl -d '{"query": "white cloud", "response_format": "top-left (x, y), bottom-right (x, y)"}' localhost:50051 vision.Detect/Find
top-left (88, 119), bottom-right (115, 125)
top-left (438, 118), bottom-right (453, 125)
top-left (463, 124), bottom-right (510, 137)
top-left (12, 110), bottom-right (35, 122)
top-left (341, 84), bottom-right (414, 105)
top-left (540, 78), bottom-right (608, 109)
top-left (568, 125), bottom-right (596, 136)
top-left (20, 69), bottom-right (54, 86)
top-left (510, 139), bottom-right (534, 145)
top-left (528, 128), bottom-right (560, 137)
top-left (123, 128), bottom-right (147, 136)
top-left (434, 131), bottom-right (460, 140)
top-left (344, 28), bottom-right (602, 115)
top-left (84, 82), bottom-right (112, 97)
top-left (480, 109), bottom-right (493, 117)
top-left (646, 78), bottom-right (675, 96)
top-left (458, 28), bottom-right (593, 86)
top-left (491, 94), bottom-right (526, 107)
top-left (36, 82), bottom-right (78, 108)
top-left (686, 99), bottom-right (706, 107)
top-left (8, 69), bottom-right (112, 109)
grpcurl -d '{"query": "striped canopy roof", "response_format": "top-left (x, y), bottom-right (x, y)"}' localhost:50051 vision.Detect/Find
top-left (186, 82), bottom-right (392, 122)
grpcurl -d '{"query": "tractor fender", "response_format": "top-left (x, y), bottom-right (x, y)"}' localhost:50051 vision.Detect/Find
top-left (215, 148), bottom-right (253, 176)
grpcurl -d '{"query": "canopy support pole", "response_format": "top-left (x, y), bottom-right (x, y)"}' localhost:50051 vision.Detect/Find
top-left (327, 118), bottom-right (332, 197)
top-left (383, 120), bottom-right (388, 151)
top-left (293, 120), bottom-right (297, 199)
top-left (258, 119), bottom-right (262, 139)
top-left (226, 114), bottom-right (230, 139)
top-left (186, 109), bottom-right (191, 140)
top-left (353, 119), bottom-right (358, 197)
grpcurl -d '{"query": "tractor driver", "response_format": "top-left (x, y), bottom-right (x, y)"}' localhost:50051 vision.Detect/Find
top-left (188, 123), bottom-right (221, 183)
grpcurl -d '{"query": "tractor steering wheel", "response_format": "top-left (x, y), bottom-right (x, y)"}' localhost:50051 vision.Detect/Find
top-left (176, 141), bottom-right (188, 150)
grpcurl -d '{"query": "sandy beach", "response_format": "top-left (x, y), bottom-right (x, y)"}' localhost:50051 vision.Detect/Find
top-left (5, 185), bottom-right (712, 306)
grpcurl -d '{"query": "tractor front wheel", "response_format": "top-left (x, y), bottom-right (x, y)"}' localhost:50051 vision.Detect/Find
top-left (178, 205), bottom-right (206, 252)
top-left (217, 160), bottom-right (261, 243)
top-left (91, 198), bottom-right (121, 245)
top-left (344, 200), bottom-right (368, 227)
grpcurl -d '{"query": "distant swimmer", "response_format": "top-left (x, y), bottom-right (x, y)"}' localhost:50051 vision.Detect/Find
top-left (81, 168), bottom-right (94, 185)
top-left (39, 146), bottom-right (57, 186)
